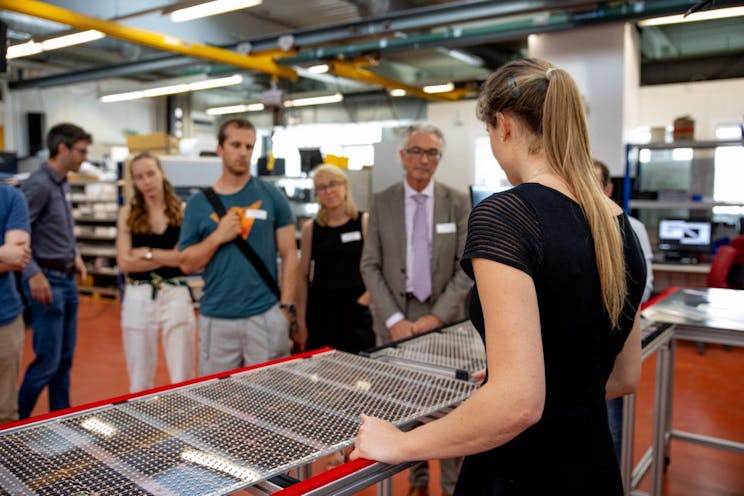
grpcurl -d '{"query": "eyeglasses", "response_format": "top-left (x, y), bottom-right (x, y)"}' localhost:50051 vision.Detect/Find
top-left (315, 181), bottom-right (343, 193)
top-left (404, 147), bottom-right (442, 160)
top-left (72, 147), bottom-right (88, 155)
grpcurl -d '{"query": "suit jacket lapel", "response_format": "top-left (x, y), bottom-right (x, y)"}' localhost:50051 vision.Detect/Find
top-left (431, 182), bottom-right (449, 278)
top-left (391, 183), bottom-right (407, 272)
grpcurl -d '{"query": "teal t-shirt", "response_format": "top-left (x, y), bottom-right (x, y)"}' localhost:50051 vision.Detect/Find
top-left (178, 177), bottom-right (294, 319)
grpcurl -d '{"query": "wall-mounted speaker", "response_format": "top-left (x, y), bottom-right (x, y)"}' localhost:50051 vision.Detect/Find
top-left (27, 112), bottom-right (46, 156)
top-left (0, 21), bottom-right (6, 74)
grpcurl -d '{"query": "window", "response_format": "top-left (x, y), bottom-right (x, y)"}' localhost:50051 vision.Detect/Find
top-left (473, 135), bottom-right (510, 188)
top-left (713, 125), bottom-right (744, 215)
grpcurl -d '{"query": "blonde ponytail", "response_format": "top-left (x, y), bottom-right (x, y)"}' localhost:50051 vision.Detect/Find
top-left (542, 68), bottom-right (626, 327)
top-left (476, 58), bottom-right (627, 327)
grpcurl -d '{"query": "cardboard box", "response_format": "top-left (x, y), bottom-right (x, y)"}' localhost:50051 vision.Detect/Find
top-left (126, 132), bottom-right (179, 153)
top-left (673, 115), bottom-right (695, 141)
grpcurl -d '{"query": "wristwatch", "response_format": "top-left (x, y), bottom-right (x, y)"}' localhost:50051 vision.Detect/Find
top-left (144, 248), bottom-right (153, 261)
top-left (279, 303), bottom-right (296, 316)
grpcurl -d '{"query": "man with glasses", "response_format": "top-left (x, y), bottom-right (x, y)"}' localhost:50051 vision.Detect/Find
top-left (361, 123), bottom-right (471, 496)
top-left (18, 122), bottom-right (91, 419)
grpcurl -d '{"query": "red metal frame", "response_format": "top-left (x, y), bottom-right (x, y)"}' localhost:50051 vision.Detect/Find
top-left (0, 347), bottom-right (333, 432)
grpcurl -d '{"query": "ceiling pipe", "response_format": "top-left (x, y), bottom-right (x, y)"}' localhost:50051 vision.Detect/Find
top-left (8, 0), bottom-right (604, 90)
top-left (0, 0), bottom-right (298, 80)
top-left (6, 0), bottom-right (740, 92)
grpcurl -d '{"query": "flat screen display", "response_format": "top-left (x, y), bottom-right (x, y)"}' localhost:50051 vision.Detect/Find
top-left (658, 218), bottom-right (712, 254)
top-left (469, 185), bottom-right (508, 207)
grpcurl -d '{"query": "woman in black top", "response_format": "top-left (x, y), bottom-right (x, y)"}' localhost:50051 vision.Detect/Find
top-left (116, 152), bottom-right (195, 393)
top-left (351, 58), bottom-right (646, 495)
top-left (295, 164), bottom-right (374, 354)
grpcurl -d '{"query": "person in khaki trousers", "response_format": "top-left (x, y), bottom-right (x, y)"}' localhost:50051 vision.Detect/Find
top-left (0, 184), bottom-right (31, 424)
top-left (361, 123), bottom-right (472, 496)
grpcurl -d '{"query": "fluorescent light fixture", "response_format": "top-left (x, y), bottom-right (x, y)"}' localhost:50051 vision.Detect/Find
top-left (284, 92), bottom-right (343, 108)
top-left (142, 84), bottom-right (190, 98)
top-left (306, 64), bottom-right (330, 74)
top-left (42, 30), bottom-right (105, 50)
top-left (101, 90), bottom-right (144, 103)
top-left (389, 89), bottom-right (407, 97)
top-left (206, 103), bottom-right (265, 115)
top-left (170, 0), bottom-right (263, 22)
top-left (423, 82), bottom-right (454, 94)
top-left (7, 41), bottom-right (43, 59)
top-left (101, 75), bottom-right (244, 103)
top-left (439, 48), bottom-right (484, 67)
top-left (7, 30), bottom-right (105, 59)
top-left (638, 6), bottom-right (744, 26)
top-left (188, 74), bottom-right (243, 90)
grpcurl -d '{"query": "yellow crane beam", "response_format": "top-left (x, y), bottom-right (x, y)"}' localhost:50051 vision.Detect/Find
top-left (0, 0), bottom-right (298, 80)
top-left (329, 60), bottom-right (470, 102)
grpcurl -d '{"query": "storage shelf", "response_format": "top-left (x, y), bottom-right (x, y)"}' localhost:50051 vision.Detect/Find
top-left (70, 194), bottom-right (118, 203)
top-left (79, 247), bottom-right (117, 257)
top-left (629, 200), bottom-right (744, 209)
top-left (73, 214), bottom-right (118, 222)
top-left (628, 139), bottom-right (744, 150)
top-left (77, 285), bottom-right (119, 298)
top-left (87, 267), bottom-right (119, 276)
top-left (75, 233), bottom-right (117, 240)
top-left (71, 178), bottom-right (120, 298)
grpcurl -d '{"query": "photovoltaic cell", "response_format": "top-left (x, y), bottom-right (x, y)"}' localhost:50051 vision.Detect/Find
top-left (0, 351), bottom-right (476, 495)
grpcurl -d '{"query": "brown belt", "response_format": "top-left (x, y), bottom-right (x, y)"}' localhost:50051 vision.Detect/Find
top-left (37, 259), bottom-right (76, 275)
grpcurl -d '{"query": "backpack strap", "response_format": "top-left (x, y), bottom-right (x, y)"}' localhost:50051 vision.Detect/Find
top-left (201, 187), bottom-right (281, 299)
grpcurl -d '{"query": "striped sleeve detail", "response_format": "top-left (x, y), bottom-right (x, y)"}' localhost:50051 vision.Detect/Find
top-left (461, 190), bottom-right (542, 279)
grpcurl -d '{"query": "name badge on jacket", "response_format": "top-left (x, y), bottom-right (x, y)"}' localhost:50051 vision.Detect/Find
top-left (436, 222), bottom-right (456, 234)
top-left (341, 231), bottom-right (362, 243)
top-left (244, 209), bottom-right (268, 220)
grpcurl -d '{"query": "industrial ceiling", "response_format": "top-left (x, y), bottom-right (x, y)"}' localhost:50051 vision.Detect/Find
top-left (1, 0), bottom-right (743, 110)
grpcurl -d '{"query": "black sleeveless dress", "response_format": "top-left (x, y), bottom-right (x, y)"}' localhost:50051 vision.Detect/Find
top-left (455, 183), bottom-right (646, 495)
top-left (306, 214), bottom-right (374, 353)
top-left (129, 225), bottom-right (184, 281)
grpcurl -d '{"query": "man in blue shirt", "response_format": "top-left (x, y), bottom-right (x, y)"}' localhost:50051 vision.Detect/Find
top-left (179, 118), bottom-right (299, 375)
top-left (18, 123), bottom-right (91, 419)
top-left (0, 184), bottom-right (31, 424)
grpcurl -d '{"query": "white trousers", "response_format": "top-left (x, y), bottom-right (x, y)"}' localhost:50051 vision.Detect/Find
top-left (121, 283), bottom-right (196, 393)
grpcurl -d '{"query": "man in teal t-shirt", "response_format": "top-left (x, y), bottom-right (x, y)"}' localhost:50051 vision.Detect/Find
top-left (179, 118), bottom-right (298, 375)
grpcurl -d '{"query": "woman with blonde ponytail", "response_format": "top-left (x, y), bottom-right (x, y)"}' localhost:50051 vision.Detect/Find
top-left (350, 58), bottom-right (646, 495)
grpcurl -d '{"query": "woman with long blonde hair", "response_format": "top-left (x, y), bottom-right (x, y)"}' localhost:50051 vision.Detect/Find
top-left (116, 152), bottom-right (195, 393)
top-left (295, 164), bottom-right (374, 353)
top-left (350, 58), bottom-right (646, 495)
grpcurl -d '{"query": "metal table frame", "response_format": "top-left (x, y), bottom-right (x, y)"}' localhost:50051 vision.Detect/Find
top-left (638, 287), bottom-right (744, 496)
top-left (620, 320), bottom-right (675, 495)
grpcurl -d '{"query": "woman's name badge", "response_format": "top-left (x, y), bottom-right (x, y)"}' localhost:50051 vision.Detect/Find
top-left (341, 231), bottom-right (362, 243)
top-left (244, 209), bottom-right (268, 220)
top-left (436, 222), bottom-right (456, 234)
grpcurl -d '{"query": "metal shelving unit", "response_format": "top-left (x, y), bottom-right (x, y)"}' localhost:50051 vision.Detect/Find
top-left (70, 178), bottom-right (120, 298)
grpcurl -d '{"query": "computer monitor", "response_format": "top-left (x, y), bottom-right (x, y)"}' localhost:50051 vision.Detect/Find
top-left (469, 184), bottom-right (508, 207)
top-left (299, 148), bottom-right (323, 174)
top-left (658, 218), bottom-right (712, 258)
top-left (257, 157), bottom-right (286, 176)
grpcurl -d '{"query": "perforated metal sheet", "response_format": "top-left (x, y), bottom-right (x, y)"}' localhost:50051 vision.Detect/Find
top-left (0, 351), bottom-right (476, 495)
top-left (372, 321), bottom-right (487, 378)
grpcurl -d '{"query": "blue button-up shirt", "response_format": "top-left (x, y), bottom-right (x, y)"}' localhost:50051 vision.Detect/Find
top-left (21, 163), bottom-right (77, 279)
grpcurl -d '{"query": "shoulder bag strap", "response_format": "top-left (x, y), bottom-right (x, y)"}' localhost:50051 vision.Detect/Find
top-left (201, 187), bottom-right (281, 299)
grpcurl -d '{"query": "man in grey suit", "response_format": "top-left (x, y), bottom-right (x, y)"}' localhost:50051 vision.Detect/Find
top-left (361, 123), bottom-right (472, 496)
